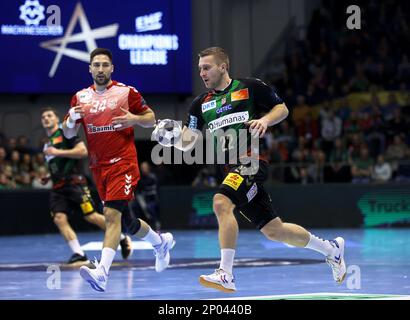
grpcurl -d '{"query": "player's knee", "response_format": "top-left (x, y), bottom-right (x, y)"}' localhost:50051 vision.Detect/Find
top-left (53, 213), bottom-right (68, 227)
top-left (104, 200), bottom-right (127, 225)
top-left (213, 194), bottom-right (233, 217)
top-left (103, 208), bottom-right (121, 226)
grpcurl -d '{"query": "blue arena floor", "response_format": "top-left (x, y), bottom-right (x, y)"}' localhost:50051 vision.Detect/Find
top-left (0, 229), bottom-right (409, 300)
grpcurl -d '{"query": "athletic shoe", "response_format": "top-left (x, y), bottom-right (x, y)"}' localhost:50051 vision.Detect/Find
top-left (153, 232), bottom-right (175, 272)
top-left (199, 268), bottom-right (236, 293)
top-left (119, 235), bottom-right (133, 260)
top-left (326, 237), bottom-right (347, 284)
top-left (67, 253), bottom-right (88, 264)
top-left (79, 259), bottom-right (108, 292)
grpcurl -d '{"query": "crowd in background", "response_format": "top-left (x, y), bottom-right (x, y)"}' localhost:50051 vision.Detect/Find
top-left (1, 0), bottom-right (409, 189)
top-left (0, 135), bottom-right (51, 189)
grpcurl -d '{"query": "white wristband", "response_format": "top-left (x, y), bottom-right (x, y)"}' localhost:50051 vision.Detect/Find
top-left (66, 117), bottom-right (76, 128)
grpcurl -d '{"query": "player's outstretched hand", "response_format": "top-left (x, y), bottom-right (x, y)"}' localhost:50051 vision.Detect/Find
top-left (246, 119), bottom-right (268, 138)
top-left (112, 107), bottom-right (137, 130)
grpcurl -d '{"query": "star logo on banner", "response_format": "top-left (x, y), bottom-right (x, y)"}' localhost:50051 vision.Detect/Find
top-left (39, 2), bottom-right (118, 77)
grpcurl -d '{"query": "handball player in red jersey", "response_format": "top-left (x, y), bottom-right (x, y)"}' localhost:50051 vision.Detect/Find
top-left (62, 48), bottom-right (175, 292)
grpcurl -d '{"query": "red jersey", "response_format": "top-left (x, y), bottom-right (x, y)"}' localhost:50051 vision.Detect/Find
top-left (68, 80), bottom-right (149, 168)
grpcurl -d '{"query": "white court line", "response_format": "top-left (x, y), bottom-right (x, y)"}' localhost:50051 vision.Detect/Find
top-left (81, 241), bottom-right (153, 251)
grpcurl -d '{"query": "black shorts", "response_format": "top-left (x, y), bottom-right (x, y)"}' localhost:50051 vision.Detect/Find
top-left (49, 184), bottom-right (96, 218)
top-left (217, 160), bottom-right (277, 229)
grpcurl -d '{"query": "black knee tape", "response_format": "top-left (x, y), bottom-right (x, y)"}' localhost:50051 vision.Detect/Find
top-left (105, 200), bottom-right (128, 213)
top-left (119, 205), bottom-right (141, 235)
top-left (126, 218), bottom-right (141, 235)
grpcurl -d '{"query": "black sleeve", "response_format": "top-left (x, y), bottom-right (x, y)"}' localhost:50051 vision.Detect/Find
top-left (66, 136), bottom-right (82, 149)
top-left (184, 93), bottom-right (207, 130)
top-left (242, 77), bottom-right (284, 113)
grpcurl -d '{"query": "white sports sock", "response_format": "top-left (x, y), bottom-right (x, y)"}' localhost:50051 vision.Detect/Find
top-left (120, 233), bottom-right (125, 241)
top-left (68, 239), bottom-right (84, 256)
top-left (305, 233), bottom-right (334, 256)
top-left (141, 228), bottom-right (162, 247)
top-left (99, 247), bottom-right (116, 273)
top-left (220, 249), bottom-right (235, 274)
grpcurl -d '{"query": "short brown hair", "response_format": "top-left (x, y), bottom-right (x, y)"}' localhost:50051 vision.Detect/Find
top-left (90, 48), bottom-right (113, 64)
top-left (41, 106), bottom-right (59, 117)
top-left (198, 47), bottom-right (229, 71)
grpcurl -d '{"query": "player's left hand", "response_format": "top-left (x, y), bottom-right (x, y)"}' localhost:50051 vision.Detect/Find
top-left (44, 146), bottom-right (61, 156)
top-left (112, 107), bottom-right (137, 130)
top-left (246, 119), bottom-right (268, 138)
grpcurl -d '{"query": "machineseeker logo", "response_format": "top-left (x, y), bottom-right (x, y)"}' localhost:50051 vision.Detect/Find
top-left (1, 0), bottom-right (63, 36)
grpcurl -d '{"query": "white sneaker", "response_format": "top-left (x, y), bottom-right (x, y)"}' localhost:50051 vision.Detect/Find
top-left (326, 237), bottom-right (347, 284)
top-left (79, 260), bottom-right (108, 292)
top-left (199, 268), bottom-right (236, 293)
top-left (153, 232), bottom-right (175, 272)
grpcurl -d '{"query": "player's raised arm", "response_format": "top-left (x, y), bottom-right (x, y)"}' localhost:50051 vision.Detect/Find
top-left (246, 103), bottom-right (289, 138)
top-left (43, 141), bottom-right (88, 159)
top-left (174, 125), bottom-right (200, 151)
top-left (111, 106), bottom-right (156, 129)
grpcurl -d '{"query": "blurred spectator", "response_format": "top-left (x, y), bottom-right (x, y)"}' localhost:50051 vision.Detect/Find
top-left (131, 162), bottom-right (161, 231)
top-left (20, 153), bottom-right (33, 176)
top-left (17, 172), bottom-right (32, 188)
top-left (385, 108), bottom-right (408, 142)
top-left (295, 111), bottom-right (319, 142)
top-left (9, 150), bottom-right (21, 180)
top-left (192, 167), bottom-right (217, 188)
top-left (382, 92), bottom-right (400, 121)
top-left (397, 54), bottom-right (410, 84)
top-left (347, 133), bottom-right (365, 163)
top-left (385, 134), bottom-right (410, 171)
top-left (349, 63), bottom-right (370, 92)
top-left (0, 147), bottom-right (7, 172)
top-left (0, 172), bottom-right (15, 189)
top-left (32, 166), bottom-right (52, 189)
top-left (351, 147), bottom-right (374, 184)
top-left (372, 154), bottom-right (392, 183)
top-left (16, 135), bottom-right (35, 155)
top-left (327, 138), bottom-right (351, 182)
top-left (336, 97), bottom-right (351, 122)
top-left (5, 137), bottom-right (17, 156)
top-left (320, 108), bottom-right (342, 158)
top-left (307, 150), bottom-right (326, 183)
top-left (394, 162), bottom-right (410, 183)
top-left (343, 110), bottom-right (361, 138)
top-left (292, 95), bottom-right (311, 123)
top-left (32, 152), bottom-right (46, 172)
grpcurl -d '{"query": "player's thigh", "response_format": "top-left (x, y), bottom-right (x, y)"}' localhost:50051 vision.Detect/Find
top-left (237, 186), bottom-right (278, 230)
top-left (49, 189), bottom-right (71, 219)
top-left (217, 160), bottom-right (268, 208)
top-left (105, 162), bottom-right (140, 201)
top-left (67, 184), bottom-right (97, 217)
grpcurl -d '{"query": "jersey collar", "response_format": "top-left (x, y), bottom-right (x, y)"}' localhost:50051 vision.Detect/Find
top-left (212, 79), bottom-right (233, 95)
top-left (90, 80), bottom-right (117, 92)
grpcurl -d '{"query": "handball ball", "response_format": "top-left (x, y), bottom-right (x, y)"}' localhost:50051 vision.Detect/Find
top-left (155, 119), bottom-right (182, 147)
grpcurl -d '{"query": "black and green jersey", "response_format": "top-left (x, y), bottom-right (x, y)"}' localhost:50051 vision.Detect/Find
top-left (185, 78), bottom-right (284, 163)
top-left (44, 127), bottom-right (82, 184)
